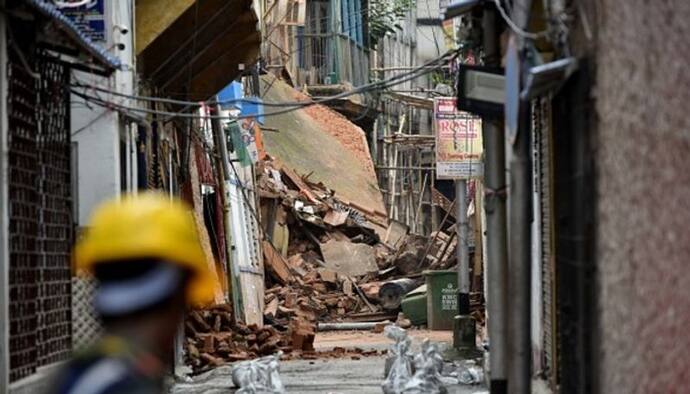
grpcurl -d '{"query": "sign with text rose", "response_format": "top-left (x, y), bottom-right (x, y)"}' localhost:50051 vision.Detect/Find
top-left (434, 97), bottom-right (483, 179)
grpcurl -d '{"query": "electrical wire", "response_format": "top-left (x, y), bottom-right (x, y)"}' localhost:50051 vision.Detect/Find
top-left (75, 44), bottom-right (455, 129)
top-left (72, 19), bottom-right (408, 106)
top-left (70, 80), bottom-right (310, 107)
top-left (71, 49), bottom-right (458, 122)
top-left (492, 0), bottom-right (549, 39)
top-left (70, 62), bottom-right (431, 121)
top-left (144, 10), bottom-right (415, 100)
top-left (421, 0), bottom-right (442, 56)
top-left (84, 64), bottom-right (438, 121)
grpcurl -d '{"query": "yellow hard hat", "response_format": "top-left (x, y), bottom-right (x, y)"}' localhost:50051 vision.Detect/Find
top-left (75, 192), bottom-right (214, 306)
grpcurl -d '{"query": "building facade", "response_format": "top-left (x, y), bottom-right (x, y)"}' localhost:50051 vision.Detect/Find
top-left (0, 1), bottom-right (121, 391)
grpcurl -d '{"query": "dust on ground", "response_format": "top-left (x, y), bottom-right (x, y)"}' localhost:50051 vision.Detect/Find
top-left (315, 329), bottom-right (454, 352)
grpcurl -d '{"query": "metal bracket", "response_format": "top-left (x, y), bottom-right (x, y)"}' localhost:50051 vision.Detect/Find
top-left (239, 265), bottom-right (263, 276)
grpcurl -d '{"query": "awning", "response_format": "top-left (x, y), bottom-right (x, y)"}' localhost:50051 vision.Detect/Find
top-left (22, 0), bottom-right (122, 74)
top-left (137, 0), bottom-right (261, 101)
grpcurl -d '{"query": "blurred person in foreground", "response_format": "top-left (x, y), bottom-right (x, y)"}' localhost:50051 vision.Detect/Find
top-left (51, 193), bottom-right (215, 394)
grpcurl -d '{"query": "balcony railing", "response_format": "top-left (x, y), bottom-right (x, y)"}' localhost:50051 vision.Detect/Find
top-left (297, 32), bottom-right (369, 88)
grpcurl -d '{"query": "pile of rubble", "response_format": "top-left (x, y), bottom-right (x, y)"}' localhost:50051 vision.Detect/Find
top-left (185, 157), bottom-right (478, 372)
top-left (184, 304), bottom-right (387, 372)
top-left (185, 304), bottom-right (284, 369)
top-left (255, 158), bottom-right (446, 326)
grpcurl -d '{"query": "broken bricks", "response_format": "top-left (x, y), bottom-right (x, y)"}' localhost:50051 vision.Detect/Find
top-left (182, 159), bottom-right (468, 372)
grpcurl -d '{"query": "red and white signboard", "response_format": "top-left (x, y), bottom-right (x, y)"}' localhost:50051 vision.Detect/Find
top-left (434, 97), bottom-right (483, 179)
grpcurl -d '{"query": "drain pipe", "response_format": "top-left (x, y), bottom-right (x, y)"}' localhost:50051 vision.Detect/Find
top-left (481, 7), bottom-right (509, 394)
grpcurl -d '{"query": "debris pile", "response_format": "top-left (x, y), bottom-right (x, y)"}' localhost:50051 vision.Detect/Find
top-left (256, 157), bottom-right (426, 325)
top-left (184, 305), bottom-right (285, 370)
top-left (184, 304), bottom-right (386, 372)
top-left (185, 157), bottom-right (484, 371)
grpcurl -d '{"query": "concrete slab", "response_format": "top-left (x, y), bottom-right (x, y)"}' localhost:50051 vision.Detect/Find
top-left (320, 240), bottom-right (378, 277)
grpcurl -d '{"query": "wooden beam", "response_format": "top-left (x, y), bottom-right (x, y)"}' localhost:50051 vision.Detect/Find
top-left (158, 12), bottom-right (258, 90)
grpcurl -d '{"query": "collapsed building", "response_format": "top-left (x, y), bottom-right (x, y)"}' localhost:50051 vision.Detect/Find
top-left (182, 77), bottom-right (483, 372)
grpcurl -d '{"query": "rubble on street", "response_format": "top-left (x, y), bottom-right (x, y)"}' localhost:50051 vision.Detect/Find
top-left (184, 157), bottom-right (484, 372)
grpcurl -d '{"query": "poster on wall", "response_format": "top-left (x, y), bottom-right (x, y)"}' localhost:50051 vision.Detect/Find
top-left (434, 97), bottom-right (483, 179)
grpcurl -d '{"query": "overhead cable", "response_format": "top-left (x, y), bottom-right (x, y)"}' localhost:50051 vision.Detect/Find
top-left (72, 49), bottom-right (458, 121)
top-left (492, 0), bottom-right (548, 39)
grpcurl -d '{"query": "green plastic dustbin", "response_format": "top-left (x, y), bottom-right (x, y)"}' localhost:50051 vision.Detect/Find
top-left (424, 270), bottom-right (458, 330)
top-left (401, 284), bottom-right (427, 326)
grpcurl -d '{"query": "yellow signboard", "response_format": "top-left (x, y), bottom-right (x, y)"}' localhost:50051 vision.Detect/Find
top-left (434, 97), bottom-right (483, 179)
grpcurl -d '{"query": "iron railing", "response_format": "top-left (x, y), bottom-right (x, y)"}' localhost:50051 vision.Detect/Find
top-left (297, 33), bottom-right (369, 87)
top-left (7, 47), bottom-right (73, 382)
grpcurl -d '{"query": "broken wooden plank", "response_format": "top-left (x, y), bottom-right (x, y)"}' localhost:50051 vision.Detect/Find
top-left (263, 240), bottom-right (291, 284)
top-left (280, 166), bottom-right (319, 203)
top-left (345, 311), bottom-right (398, 322)
top-left (264, 297), bottom-right (279, 319)
top-left (432, 187), bottom-right (457, 219)
top-left (383, 220), bottom-right (409, 249)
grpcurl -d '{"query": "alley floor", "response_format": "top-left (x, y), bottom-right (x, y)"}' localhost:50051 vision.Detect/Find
top-left (170, 330), bottom-right (487, 394)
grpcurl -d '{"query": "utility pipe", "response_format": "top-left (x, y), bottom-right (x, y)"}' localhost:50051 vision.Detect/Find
top-left (508, 100), bottom-right (532, 394)
top-left (481, 7), bottom-right (509, 394)
top-left (508, 1), bottom-right (533, 393)
top-left (456, 180), bottom-right (470, 315)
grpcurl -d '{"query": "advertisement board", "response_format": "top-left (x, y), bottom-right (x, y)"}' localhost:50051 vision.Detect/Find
top-left (62, 0), bottom-right (106, 42)
top-left (434, 97), bottom-right (483, 179)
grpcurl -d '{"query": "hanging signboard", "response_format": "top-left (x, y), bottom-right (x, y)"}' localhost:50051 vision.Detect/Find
top-left (61, 0), bottom-right (106, 42)
top-left (434, 97), bottom-right (483, 179)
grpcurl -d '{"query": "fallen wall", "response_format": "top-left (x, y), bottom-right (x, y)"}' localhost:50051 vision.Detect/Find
top-left (260, 76), bottom-right (386, 217)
